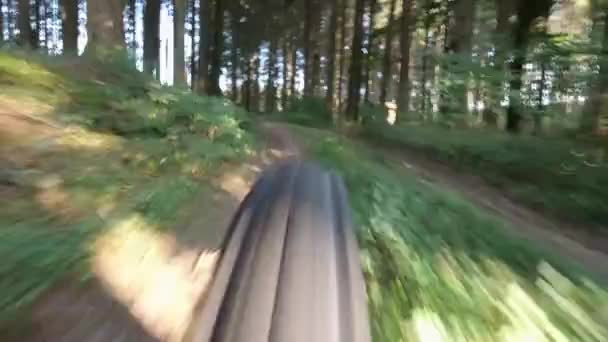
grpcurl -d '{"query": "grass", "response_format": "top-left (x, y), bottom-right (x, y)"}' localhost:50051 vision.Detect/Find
top-left (291, 126), bottom-right (608, 341)
top-left (0, 50), bottom-right (254, 326)
top-left (363, 122), bottom-right (608, 231)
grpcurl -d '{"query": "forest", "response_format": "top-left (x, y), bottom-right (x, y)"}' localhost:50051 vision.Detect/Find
top-left (1, 0), bottom-right (608, 341)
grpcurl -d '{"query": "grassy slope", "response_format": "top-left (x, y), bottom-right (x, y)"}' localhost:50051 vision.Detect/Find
top-left (0, 51), bottom-right (254, 325)
top-left (364, 122), bottom-right (608, 230)
top-left (290, 125), bottom-right (608, 341)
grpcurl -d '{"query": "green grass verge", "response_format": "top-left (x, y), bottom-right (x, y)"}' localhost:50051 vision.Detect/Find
top-left (0, 50), bottom-right (255, 325)
top-left (364, 122), bottom-right (608, 230)
top-left (295, 127), bottom-right (608, 341)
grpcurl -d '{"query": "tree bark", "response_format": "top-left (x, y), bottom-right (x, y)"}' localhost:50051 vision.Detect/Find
top-left (362, 0), bottom-right (376, 103)
top-left (17, 0), bottom-right (32, 46)
top-left (326, 0), bottom-right (338, 113)
top-left (190, 0), bottom-right (197, 88)
top-left (128, 0), bottom-right (136, 51)
top-left (207, 0), bottom-right (224, 95)
top-left (379, 0), bottom-right (396, 104)
top-left (581, 5), bottom-right (608, 133)
top-left (289, 40), bottom-right (297, 99)
top-left (421, 14), bottom-right (432, 114)
top-left (197, 0), bottom-right (210, 93)
top-left (0, 0), bottom-right (3, 43)
top-left (303, 0), bottom-right (312, 96)
top-left (337, 0), bottom-right (347, 111)
top-left (397, 0), bottom-right (414, 117)
top-left (230, 17), bottom-right (239, 101)
top-left (505, 0), bottom-right (552, 133)
top-left (443, 0), bottom-right (476, 115)
top-left (265, 39), bottom-right (277, 112)
top-left (60, 0), bottom-right (78, 54)
top-left (174, 0), bottom-right (187, 86)
top-left (282, 38), bottom-right (289, 109)
top-left (345, 0), bottom-right (366, 120)
top-left (86, 0), bottom-right (127, 53)
top-left (144, 0), bottom-right (160, 76)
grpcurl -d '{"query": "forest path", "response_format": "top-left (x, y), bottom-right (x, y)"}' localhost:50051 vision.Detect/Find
top-left (13, 122), bottom-right (297, 342)
top-left (369, 141), bottom-right (608, 283)
top-left (261, 122), bottom-right (608, 281)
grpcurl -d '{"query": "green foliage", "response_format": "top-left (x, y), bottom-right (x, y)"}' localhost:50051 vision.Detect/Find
top-left (0, 50), bottom-right (256, 327)
top-left (277, 96), bottom-right (333, 128)
top-left (364, 123), bottom-right (608, 229)
top-left (306, 131), bottom-right (608, 341)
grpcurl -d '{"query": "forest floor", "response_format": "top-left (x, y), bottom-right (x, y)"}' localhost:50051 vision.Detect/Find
top-left (370, 141), bottom-right (608, 281)
top-left (279, 123), bottom-right (608, 281)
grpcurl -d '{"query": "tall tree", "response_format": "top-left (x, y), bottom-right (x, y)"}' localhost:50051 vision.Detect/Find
top-left (337, 0), bottom-right (348, 110)
top-left (17, 0), bottom-right (32, 46)
top-left (60, 0), bottom-right (79, 54)
top-left (196, 0), bottom-right (210, 93)
top-left (379, 0), bottom-right (397, 104)
top-left (86, 0), bottom-right (126, 53)
top-left (0, 0), bottom-right (4, 43)
top-left (397, 0), bottom-right (415, 116)
top-left (582, 2), bottom-right (608, 133)
top-left (506, 0), bottom-right (552, 132)
top-left (303, 0), bottom-right (317, 96)
top-left (127, 0), bottom-right (136, 52)
top-left (207, 0), bottom-right (224, 95)
top-left (265, 39), bottom-right (277, 112)
top-left (144, 0), bottom-right (161, 75)
top-left (345, 0), bottom-right (366, 120)
top-left (362, 0), bottom-right (377, 103)
top-left (326, 0), bottom-right (338, 113)
top-left (230, 15), bottom-right (239, 101)
top-left (190, 0), bottom-right (196, 87)
top-left (174, 0), bottom-right (187, 85)
top-left (443, 0), bottom-right (476, 115)
top-left (289, 38), bottom-right (297, 99)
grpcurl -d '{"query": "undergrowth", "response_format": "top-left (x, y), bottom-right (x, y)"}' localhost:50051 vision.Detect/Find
top-left (364, 122), bottom-right (608, 231)
top-left (0, 50), bottom-right (254, 326)
top-left (299, 128), bottom-right (608, 341)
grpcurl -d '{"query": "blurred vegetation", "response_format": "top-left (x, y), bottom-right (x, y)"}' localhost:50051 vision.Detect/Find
top-left (0, 50), bottom-right (254, 326)
top-left (293, 126), bottom-right (608, 341)
top-left (363, 121), bottom-right (608, 231)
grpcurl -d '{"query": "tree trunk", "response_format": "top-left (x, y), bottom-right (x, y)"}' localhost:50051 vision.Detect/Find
top-left (265, 39), bottom-right (277, 112)
top-left (505, 25), bottom-right (526, 132)
top-left (190, 0), bottom-right (197, 88)
top-left (581, 4), bottom-right (608, 133)
top-left (303, 0), bottom-right (313, 96)
top-left (326, 0), bottom-right (338, 113)
top-left (17, 0), bottom-right (32, 46)
top-left (397, 0), bottom-right (414, 117)
top-left (337, 0), bottom-right (347, 111)
top-left (86, 0), bottom-right (127, 53)
top-left (0, 0), bottom-right (3, 43)
top-left (197, 0), bottom-right (210, 93)
top-left (128, 0), bottom-right (136, 51)
top-left (420, 15), bottom-right (431, 114)
top-left (289, 41), bottom-right (297, 99)
top-left (230, 18), bottom-right (239, 102)
top-left (207, 0), bottom-right (224, 95)
top-left (60, 0), bottom-right (78, 54)
top-left (144, 0), bottom-right (160, 76)
top-left (443, 0), bottom-right (475, 115)
top-left (282, 37), bottom-right (291, 109)
top-left (45, 0), bottom-right (53, 52)
top-left (173, 0), bottom-right (187, 86)
top-left (379, 0), bottom-right (396, 104)
top-left (362, 0), bottom-right (376, 103)
top-left (345, 0), bottom-right (366, 120)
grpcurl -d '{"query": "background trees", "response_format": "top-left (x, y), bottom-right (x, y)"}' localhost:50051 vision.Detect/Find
top-left (2, 0), bottom-right (608, 135)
